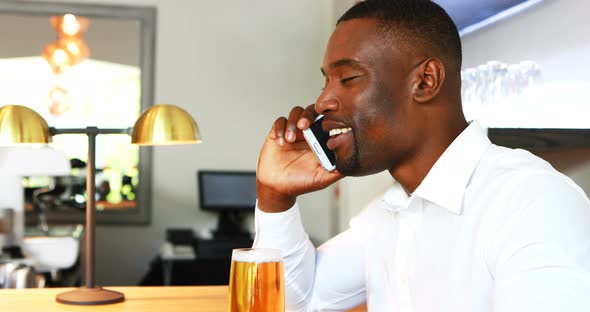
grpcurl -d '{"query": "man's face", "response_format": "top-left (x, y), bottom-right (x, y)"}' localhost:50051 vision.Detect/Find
top-left (316, 18), bottom-right (423, 177)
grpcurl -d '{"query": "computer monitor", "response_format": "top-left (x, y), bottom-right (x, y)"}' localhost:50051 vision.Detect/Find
top-left (197, 170), bottom-right (256, 238)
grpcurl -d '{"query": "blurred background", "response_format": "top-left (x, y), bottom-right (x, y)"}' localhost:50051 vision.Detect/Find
top-left (0, 0), bottom-right (589, 288)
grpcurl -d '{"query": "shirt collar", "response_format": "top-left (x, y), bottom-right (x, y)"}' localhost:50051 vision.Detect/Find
top-left (382, 122), bottom-right (491, 215)
top-left (382, 181), bottom-right (411, 210)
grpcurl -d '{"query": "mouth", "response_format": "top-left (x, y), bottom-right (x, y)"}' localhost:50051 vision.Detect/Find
top-left (328, 127), bottom-right (352, 137)
top-left (326, 126), bottom-right (353, 151)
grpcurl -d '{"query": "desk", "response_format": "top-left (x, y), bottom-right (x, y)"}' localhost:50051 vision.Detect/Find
top-left (159, 242), bottom-right (196, 285)
top-left (142, 237), bottom-right (252, 286)
top-left (0, 286), bottom-right (228, 312)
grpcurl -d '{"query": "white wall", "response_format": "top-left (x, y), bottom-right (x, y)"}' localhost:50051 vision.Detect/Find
top-left (332, 0), bottom-right (357, 21)
top-left (461, 0), bottom-right (590, 193)
top-left (23, 0), bottom-right (333, 285)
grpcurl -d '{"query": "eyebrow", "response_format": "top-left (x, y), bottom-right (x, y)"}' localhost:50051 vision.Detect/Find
top-left (321, 58), bottom-right (364, 76)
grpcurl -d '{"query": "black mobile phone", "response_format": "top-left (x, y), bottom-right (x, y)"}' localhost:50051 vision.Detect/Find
top-left (302, 115), bottom-right (336, 171)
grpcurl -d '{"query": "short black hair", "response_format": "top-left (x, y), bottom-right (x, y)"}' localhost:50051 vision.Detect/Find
top-left (338, 0), bottom-right (462, 71)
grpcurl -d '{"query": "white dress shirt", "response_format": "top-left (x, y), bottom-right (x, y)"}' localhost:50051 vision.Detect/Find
top-left (253, 122), bottom-right (590, 312)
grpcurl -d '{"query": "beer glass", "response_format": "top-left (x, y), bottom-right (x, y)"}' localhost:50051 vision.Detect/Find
top-left (228, 248), bottom-right (284, 312)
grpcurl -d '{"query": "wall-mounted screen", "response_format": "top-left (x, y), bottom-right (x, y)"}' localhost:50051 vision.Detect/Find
top-left (198, 170), bottom-right (256, 212)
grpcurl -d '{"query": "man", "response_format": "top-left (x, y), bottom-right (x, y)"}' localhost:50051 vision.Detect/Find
top-left (253, 0), bottom-right (590, 311)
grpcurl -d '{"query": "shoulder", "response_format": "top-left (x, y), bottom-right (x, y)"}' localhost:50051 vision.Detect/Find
top-left (478, 146), bottom-right (590, 274)
top-left (473, 144), bottom-right (587, 203)
top-left (478, 144), bottom-right (557, 180)
top-left (476, 144), bottom-right (590, 226)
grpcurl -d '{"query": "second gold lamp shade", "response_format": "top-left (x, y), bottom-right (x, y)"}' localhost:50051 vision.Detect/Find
top-left (0, 104), bottom-right (201, 145)
top-left (132, 104), bottom-right (202, 145)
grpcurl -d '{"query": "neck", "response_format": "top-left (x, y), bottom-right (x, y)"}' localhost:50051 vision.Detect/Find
top-left (389, 116), bottom-right (468, 195)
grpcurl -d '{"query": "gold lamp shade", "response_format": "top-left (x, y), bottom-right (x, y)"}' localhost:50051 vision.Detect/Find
top-left (0, 105), bottom-right (51, 145)
top-left (131, 104), bottom-right (201, 145)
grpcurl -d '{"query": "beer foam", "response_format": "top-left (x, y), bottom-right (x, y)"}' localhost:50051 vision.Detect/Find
top-left (232, 248), bottom-right (283, 263)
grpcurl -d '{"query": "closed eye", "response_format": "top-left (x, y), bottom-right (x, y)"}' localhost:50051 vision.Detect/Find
top-left (340, 75), bottom-right (360, 84)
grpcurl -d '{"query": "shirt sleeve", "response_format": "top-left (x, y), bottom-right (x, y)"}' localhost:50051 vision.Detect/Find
top-left (490, 174), bottom-right (590, 312)
top-left (253, 202), bottom-right (367, 311)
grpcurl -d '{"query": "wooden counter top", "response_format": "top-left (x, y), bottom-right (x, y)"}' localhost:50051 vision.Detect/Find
top-left (0, 286), bottom-right (228, 312)
top-left (0, 286), bottom-right (367, 311)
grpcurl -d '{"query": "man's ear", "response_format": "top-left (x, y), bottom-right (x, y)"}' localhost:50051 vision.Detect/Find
top-left (412, 58), bottom-right (445, 103)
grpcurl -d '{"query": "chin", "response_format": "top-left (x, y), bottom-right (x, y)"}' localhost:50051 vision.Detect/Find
top-left (335, 140), bottom-right (370, 176)
top-left (335, 156), bottom-right (363, 177)
top-left (336, 155), bottom-right (386, 177)
top-left (338, 165), bottom-right (379, 177)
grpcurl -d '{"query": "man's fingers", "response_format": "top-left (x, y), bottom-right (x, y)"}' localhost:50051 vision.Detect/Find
top-left (271, 105), bottom-right (318, 146)
top-left (273, 117), bottom-right (287, 146)
top-left (297, 104), bottom-right (318, 130)
top-left (286, 106), bottom-right (304, 142)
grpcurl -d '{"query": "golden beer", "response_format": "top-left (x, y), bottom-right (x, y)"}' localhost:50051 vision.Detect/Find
top-left (229, 248), bottom-right (285, 312)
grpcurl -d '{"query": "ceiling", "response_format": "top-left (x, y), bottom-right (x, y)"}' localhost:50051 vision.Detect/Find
top-left (434, 0), bottom-right (543, 35)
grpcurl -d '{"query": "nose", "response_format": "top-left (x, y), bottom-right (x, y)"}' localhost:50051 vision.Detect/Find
top-left (315, 91), bottom-right (340, 115)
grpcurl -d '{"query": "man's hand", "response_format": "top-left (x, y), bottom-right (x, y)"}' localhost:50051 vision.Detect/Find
top-left (257, 105), bottom-right (343, 212)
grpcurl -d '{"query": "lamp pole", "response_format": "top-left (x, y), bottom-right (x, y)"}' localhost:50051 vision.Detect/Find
top-left (86, 127), bottom-right (97, 288)
top-left (53, 127), bottom-right (130, 305)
